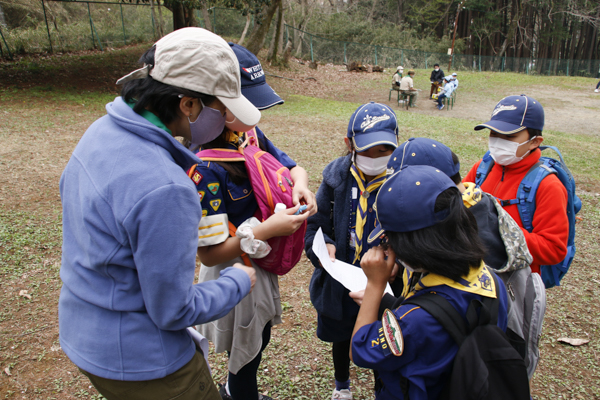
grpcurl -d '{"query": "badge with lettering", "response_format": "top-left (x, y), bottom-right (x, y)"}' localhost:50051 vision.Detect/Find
top-left (208, 183), bottom-right (220, 195)
top-left (382, 309), bottom-right (403, 356)
top-left (210, 199), bottom-right (222, 212)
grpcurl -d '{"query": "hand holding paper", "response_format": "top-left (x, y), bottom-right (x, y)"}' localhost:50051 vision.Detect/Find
top-left (312, 228), bottom-right (393, 295)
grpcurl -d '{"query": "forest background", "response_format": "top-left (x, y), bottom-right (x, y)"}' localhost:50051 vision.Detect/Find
top-left (1, 0), bottom-right (599, 76)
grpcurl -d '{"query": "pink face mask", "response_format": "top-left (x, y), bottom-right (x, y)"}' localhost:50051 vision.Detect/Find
top-left (189, 100), bottom-right (226, 146)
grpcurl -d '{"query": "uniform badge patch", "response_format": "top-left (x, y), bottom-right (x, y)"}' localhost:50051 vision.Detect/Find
top-left (208, 183), bottom-right (220, 195)
top-left (210, 199), bottom-right (222, 211)
top-left (198, 191), bottom-right (205, 201)
top-left (202, 209), bottom-right (208, 217)
top-left (191, 171), bottom-right (203, 185)
top-left (382, 309), bottom-right (403, 356)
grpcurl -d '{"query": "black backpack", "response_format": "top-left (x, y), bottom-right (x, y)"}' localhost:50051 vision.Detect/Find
top-left (404, 275), bottom-right (530, 400)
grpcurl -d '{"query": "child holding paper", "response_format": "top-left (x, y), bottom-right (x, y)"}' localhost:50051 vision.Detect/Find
top-left (304, 102), bottom-right (399, 400)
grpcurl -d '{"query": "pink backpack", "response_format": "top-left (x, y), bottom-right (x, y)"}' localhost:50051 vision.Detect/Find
top-left (196, 129), bottom-right (306, 275)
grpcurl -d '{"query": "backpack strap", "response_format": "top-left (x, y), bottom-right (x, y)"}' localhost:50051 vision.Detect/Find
top-left (227, 221), bottom-right (252, 267)
top-left (474, 151), bottom-right (495, 188)
top-left (403, 292), bottom-right (468, 345)
top-left (404, 274), bottom-right (501, 345)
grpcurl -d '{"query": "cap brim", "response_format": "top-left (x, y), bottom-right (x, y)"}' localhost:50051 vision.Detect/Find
top-left (242, 83), bottom-right (284, 110)
top-left (474, 119), bottom-right (527, 134)
top-left (367, 222), bottom-right (385, 244)
top-left (353, 131), bottom-right (398, 152)
top-left (218, 94), bottom-right (261, 127)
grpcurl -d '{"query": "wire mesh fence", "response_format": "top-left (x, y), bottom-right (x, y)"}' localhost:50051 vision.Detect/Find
top-left (2, 5), bottom-right (599, 78)
top-left (0, 0), bottom-right (172, 55)
top-left (284, 24), bottom-right (600, 77)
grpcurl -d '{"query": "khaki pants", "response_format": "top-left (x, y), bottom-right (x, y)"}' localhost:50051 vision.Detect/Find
top-left (80, 351), bottom-right (220, 400)
top-left (401, 90), bottom-right (417, 106)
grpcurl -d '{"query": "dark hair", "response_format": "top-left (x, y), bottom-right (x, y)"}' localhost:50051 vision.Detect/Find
top-left (121, 46), bottom-right (216, 126)
top-left (434, 63), bottom-right (439, 67)
top-left (201, 130), bottom-right (267, 185)
top-left (386, 187), bottom-right (486, 282)
top-left (527, 128), bottom-right (542, 140)
top-left (450, 151), bottom-right (462, 184)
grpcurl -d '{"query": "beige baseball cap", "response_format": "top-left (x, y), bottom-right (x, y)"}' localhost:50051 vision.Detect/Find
top-left (117, 27), bottom-right (260, 128)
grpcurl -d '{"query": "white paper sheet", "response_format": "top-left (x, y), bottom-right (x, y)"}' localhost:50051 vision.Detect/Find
top-left (312, 228), bottom-right (393, 295)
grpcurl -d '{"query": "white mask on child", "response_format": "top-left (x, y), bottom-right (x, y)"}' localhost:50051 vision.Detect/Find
top-left (355, 154), bottom-right (391, 176)
top-left (488, 136), bottom-right (537, 166)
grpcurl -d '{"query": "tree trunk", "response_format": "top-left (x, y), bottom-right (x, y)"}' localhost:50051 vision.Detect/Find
top-left (150, 0), bottom-right (159, 39)
top-left (238, 13), bottom-right (252, 46)
top-left (156, 0), bottom-right (165, 37)
top-left (245, 0), bottom-right (279, 55)
top-left (170, 2), bottom-right (186, 31)
top-left (267, 0), bottom-right (283, 63)
top-left (200, 1), bottom-right (213, 32)
top-left (497, 0), bottom-right (522, 58)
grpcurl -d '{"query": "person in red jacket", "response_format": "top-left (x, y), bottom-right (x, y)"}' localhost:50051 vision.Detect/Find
top-left (464, 95), bottom-right (568, 275)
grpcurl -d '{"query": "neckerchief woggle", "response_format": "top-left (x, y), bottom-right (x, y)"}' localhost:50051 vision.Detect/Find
top-left (349, 164), bottom-right (386, 263)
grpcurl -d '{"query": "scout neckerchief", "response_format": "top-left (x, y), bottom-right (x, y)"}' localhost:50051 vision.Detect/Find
top-left (404, 261), bottom-right (497, 300)
top-left (461, 182), bottom-right (483, 209)
top-left (349, 164), bottom-right (387, 263)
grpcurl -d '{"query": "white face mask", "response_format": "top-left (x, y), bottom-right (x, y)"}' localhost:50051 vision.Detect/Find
top-left (398, 259), bottom-right (423, 274)
top-left (434, 68), bottom-right (439, 71)
top-left (355, 154), bottom-right (391, 176)
top-left (488, 136), bottom-right (537, 166)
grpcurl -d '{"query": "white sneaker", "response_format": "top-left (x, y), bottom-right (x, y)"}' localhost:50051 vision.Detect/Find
top-left (595, 89), bottom-right (599, 92)
top-left (332, 388), bottom-right (353, 400)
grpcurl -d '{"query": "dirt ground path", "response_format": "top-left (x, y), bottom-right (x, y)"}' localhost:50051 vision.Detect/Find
top-left (265, 59), bottom-right (600, 137)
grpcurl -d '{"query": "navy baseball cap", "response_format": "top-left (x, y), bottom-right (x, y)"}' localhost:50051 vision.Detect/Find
top-left (387, 137), bottom-right (460, 178)
top-left (229, 43), bottom-right (284, 110)
top-left (475, 95), bottom-right (544, 134)
top-left (347, 102), bottom-right (399, 152)
top-left (368, 165), bottom-right (455, 242)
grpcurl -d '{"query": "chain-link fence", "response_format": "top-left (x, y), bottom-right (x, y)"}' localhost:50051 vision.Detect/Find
top-left (284, 24), bottom-right (600, 78)
top-left (0, 0), bottom-right (173, 56)
top-left (2, 5), bottom-right (599, 78)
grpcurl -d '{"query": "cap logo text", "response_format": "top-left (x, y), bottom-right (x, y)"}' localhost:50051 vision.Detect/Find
top-left (492, 105), bottom-right (517, 116)
top-left (243, 64), bottom-right (264, 80)
top-left (361, 114), bottom-right (391, 131)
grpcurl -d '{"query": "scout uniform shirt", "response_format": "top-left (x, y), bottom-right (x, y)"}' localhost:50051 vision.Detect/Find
top-left (351, 264), bottom-right (508, 400)
top-left (193, 127), bottom-right (296, 234)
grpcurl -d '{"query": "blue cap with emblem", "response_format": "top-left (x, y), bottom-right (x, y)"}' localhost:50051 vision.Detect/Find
top-left (367, 165), bottom-right (456, 242)
top-left (387, 137), bottom-right (460, 178)
top-left (229, 43), bottom-right (284, 110)
top-left (474, 94), bottom-right (544, 134)
top-left (347, 102), bottom-right (399, 152)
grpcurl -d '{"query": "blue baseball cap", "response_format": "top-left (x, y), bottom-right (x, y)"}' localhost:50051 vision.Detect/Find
top-left (387, 137), bottom-right (460, 178)
top-left (475, 95), bottom-right (544, 134)
top-left (347, 102), bottom-right (399, 152)
top-left (368, 165), bottom-right (455, 242)
top-left (229, 43), bottom-right (284, 110)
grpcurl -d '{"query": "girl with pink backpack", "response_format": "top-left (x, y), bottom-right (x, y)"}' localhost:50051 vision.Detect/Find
top-left (193, 43), bottom-right (316, 400)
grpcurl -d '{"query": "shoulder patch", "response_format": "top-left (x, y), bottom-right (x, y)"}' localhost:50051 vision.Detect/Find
top-left (382, 309), bottom-right (403, 356)
top-left (198, 190), bottom-right (205, 201)
top-left (210, 199), bottom-right (222, 211)
top-left (208, 182), bottom-right (220, 195)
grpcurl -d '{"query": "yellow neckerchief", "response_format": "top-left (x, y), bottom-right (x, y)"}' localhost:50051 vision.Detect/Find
top-left (225, 130), bottom-right (243, 145)
top-left (349, 164), bottom-right (387, 263)
top-left (461, 182), bottom-right (483, 209)
top-left (403, 261), bottom-right (497, 300)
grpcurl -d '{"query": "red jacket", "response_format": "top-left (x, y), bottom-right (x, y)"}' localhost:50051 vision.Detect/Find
top-left (464, 149), bottom-right (568, 274)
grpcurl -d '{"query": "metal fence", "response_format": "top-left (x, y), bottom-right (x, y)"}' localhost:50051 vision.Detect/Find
top-left (0, 0), bottom-right (173, 57)
top-left (284, 24), bottom-right (600, 77)
top-left (2, 5), bottom-right (599, 78)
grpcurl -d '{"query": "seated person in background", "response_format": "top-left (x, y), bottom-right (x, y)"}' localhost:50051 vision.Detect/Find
top-left (399, 70), bottom-right (418, 107)
top-left (436, 77), bottom-right (455, 110)
top-left (350, 165), bottom-right (509, 400)
top-left (451, 72), bottom-right (459, 89)
top-left (391, 66), bottom-right (403, 90)
top-left (429, 63), bottom-right (445, 97)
